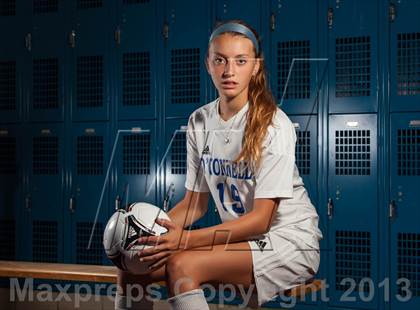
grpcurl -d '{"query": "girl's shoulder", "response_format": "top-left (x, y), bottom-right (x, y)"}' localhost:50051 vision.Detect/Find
top-left (263, 107), bottom-right (296, 152)
top-left (188, 99), bottom-right (218, 125)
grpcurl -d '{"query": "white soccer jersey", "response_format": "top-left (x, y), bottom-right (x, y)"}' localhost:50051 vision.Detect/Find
top-left (185, 97), bottom-right (323, 249)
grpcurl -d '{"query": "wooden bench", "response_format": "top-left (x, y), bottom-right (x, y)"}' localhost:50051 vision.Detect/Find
top-left (0, 260), bottom-right (323, 298)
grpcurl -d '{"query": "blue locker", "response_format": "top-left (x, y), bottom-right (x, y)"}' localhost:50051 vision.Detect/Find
top-left (0, 0), bottom-right (28, 123)
top-left (389, 0), bottom-right (420, 112)
top-left (66, 122), bottom-right (109, 265)
top-left (0, 124), bottom-right (21, 261)
top-left (27, 1), bottom-right (70, 122)
top-left (23, 123), bottom-right (65, 263)
top-left (163, 0), bottom-right (212, 118)
top-left (389, 113), bottom-right (420, 309)
top-left (112, 120), bottom-right (158, 211)
top-left (164, 118), bottom-right (217, 229)
top-left (215, 0), bottom-right (262, 33)
top-left (328, 0), bottom-right (379, 114)
top-left (327, 114), bottom-right (379, 308)
top-left (269, 0), bottom-right (324, 116)
top-left (69, 0), bottom-right (114, 121)
top-left (115, 0), bottom-right (158, 120)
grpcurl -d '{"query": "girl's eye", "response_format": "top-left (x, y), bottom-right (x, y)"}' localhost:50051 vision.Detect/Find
top-left (236, 59), bottom-right (247, 65)
top-left (214, 58), bottom-right (225, 65)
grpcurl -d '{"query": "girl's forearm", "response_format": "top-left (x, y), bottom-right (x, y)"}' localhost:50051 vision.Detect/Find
top-left (181, 211), bottom-right (266, 249)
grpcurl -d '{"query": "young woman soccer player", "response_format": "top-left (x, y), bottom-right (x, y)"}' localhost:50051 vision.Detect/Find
top-left (116, 20), bottom-right (323, 309)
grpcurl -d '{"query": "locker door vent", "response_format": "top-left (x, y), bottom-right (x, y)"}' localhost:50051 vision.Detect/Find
top-left (170, 48), bottom-right (200, 104)
top-left (33, 136), bottom-right (59, 175)
top-left (33, 58), bottom-right (59, 109)
top-left (76, 222), bottom-right (104, 265)
top-left (77, 56), bottom-right (103, 107)
top-left (277, 40), bottom-right (311, 100)
top-left (77, 135), bottom-right (104, 175)
top-left (0, 136), bottom-right (16, 174)
top-left (33, 0), bottom-right (58, 14)
top-left (0, 220), bottom-right (15, 260)
top-left (296, 130), bottom-right (310, 175)
top-left (335, 36), bottom-right (371, 97)
top-left (171, 131), bottom-right (186, 175)
top-left (0, 0), bottom-right (15, 16)
top-left (335, 129), bottom-right (371, 175)
top-left (335, 230), bottom-right (371, 292)
top-left (397, 233), bottom-right (420, 297)
top-left (123, 0), bottom-right (149, 4)
top-left (0, 61), bottom-right (16, 111)
top-left (397, 33), bottom-right (420, 96)
top-left (33, 220), bottom-right (58, 263)
top-left (123, 52), bottom-right (150, 106)
top-left (123, 134), bottom-right (150, 175)
top-left (77, 0), bottom-right (102, 9)
top-left (397, 128), bottom-right (420, 176)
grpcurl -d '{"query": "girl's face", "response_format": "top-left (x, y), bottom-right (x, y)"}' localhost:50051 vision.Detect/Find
top-left (206, 33), bottom-right (260, 100)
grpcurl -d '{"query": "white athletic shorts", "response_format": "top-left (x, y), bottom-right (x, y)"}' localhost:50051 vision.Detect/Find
top-left (246, 231), bottom-right (320, 308)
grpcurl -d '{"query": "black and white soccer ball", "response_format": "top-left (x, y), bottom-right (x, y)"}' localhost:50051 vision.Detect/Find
top-left (103, 202), bottom-right (170, 274)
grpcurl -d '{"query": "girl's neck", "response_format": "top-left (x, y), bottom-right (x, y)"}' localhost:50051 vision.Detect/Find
top-left (218, 92), bottom-right (248, 121)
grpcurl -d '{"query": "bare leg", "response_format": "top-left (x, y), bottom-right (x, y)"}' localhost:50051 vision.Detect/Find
top-left (165, 242), bottom-right (256, 299)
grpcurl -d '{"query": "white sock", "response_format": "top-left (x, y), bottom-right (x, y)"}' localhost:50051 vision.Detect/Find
top-left (115, 292), bottom-right (154, 310)
top-left (167, 288), bottom-right (209, 310)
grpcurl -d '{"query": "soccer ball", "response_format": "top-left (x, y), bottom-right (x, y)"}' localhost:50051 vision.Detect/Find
top-left (103, 202), bottom-right (170, 274)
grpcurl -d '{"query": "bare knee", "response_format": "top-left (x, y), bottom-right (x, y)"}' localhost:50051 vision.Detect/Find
top-left (166, 253), bottom-right (199, 295)
top-left (117, 267), bottom-right (165, 296)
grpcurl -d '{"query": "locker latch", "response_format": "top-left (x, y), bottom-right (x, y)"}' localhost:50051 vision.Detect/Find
top-left (327, 8), bottom-right (334, 29)
top-left (389, 3), bottom-right (396, 23)
top-left (389, 199), bottom-right (396, 219)
top-left (327, 198), bottom-right (334, 219)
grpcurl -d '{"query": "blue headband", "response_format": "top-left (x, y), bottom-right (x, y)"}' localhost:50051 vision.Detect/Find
top-left (209, 22), bottom-right (259, 55)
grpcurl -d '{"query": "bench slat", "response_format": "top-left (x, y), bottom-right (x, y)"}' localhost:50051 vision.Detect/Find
top-left (0, 261), bottom-right (118, 283)
top-left (0, 260), bottom-right (323, 298)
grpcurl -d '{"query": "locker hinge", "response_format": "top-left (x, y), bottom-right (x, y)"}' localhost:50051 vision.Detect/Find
top-left (389, 200), bottom-right (396, 219)
top-left (270, 12), bottom-right (276, 31)
top-left (327, 198), bottom-right (334, 219)
top-left (389, 3), bottom-right (396, 23)
top-left (327, 8), bottom-right (334, 29)
top-left (25, 33), bottom-right (32, 51)
top-left (162, 22), bottom-right (169, 40)
top-left (115, 26), bottom-right (121, 46)
top-left (69, 30), bottom-right (76, 48)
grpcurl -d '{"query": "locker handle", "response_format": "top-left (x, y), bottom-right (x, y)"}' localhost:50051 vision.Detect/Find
top-left (270, 13), bottom-right (276, 31)
top-left (389, 200), bottom-right (396, 219)
top-left (115, 195), bottom-right (121, 210)
top-left (25, 33), bottom-right (32, 52)
top-left (25, 195), bottom-right (31, 211)
top-left (327, 198), bottom-right (334, 219)
top-left (69, 197), bottom-right (76, 213)
top-left (162, 22), bottom-right (169, 40)
top-left (69, 30), bottom-right (76, 48)
top-left (327, 8), bottom-right (333, 29)
top-left (115, 26), bottom-right (121, 45)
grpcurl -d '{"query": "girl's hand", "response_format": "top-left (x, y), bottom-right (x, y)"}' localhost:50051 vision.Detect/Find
top-left (136, 218), bottom-right (186, 271)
